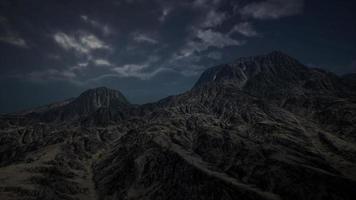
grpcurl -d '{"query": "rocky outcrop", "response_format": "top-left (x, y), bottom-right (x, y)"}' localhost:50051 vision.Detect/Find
top-left (1, 51), bottom-right (356, 200)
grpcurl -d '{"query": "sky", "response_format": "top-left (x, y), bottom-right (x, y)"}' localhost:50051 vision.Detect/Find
top-left (0, 0), bottom-right (355, 113)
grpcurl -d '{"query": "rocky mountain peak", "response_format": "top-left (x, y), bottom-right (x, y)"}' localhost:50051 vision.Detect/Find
top-left (77, 87), bottom-right (126, 104)
top-left (70, 87), bottom-right (129, 115)
top-left (25, 87), bottom-right (131, 122)
top-left (194, 51), bottom-right (305, 89)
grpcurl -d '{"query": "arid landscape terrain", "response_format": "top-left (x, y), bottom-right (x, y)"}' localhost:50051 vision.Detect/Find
top-left (1, 51), bottom-right (356, 200)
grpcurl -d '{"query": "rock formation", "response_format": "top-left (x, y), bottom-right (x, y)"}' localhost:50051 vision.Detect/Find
top-left (0, 51), bottom-right (355, 200)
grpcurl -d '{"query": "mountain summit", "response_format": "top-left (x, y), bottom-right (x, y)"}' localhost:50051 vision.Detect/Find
top-left (194, 51), bottom-right (346, 98)
top-left (69, 87), bottom-right (129, 115)
top-left (194, 51), bottom-right (303, 88)
top-left (22, 87), bottom-right (130, 122)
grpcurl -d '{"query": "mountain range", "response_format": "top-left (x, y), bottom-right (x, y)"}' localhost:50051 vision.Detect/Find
top-left (0, 51), bottom-right (356, 200)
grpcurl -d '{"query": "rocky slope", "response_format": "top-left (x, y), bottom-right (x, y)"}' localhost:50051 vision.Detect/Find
top-left (0, 51), bottom-right (356, 200)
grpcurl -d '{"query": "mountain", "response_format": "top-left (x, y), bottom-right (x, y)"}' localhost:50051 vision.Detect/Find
top-left (0, 52), bottom-right (356, 200)
top-left (16, 87), bottom-right (130, 123)
top-left (194, 51), bottom-right (303, 88)
top-left (194, 51), bottom-right (346, 98)
top-left (66, 86), bottom-right (129, 114)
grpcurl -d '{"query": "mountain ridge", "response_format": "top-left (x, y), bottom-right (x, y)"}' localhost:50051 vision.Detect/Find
top-left (7, 51), bottom-right (353, 120)
top-left (0, 51), bottom-right (356, 200)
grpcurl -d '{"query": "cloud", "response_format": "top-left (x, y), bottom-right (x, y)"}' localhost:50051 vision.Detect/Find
top-left (25, 58), bottom-right (112, 83)
top-left (166, 49), bottom-right (205, 77)
top-left (196, 29), bottom-right (244, 49)
top-left (112, 64), bottom-right (148, 77)
top-left (0, 17), bottom-right (28, 48)
top-left (193, 0), bottom-right (222, 7)
top-left (108, 55), bottom-right (165, 79)
top-left (87, 66), bottom-right (173, 83)
top-left (167, 52), bottom-right (205, 77)
top-left (167, 26), bottom-right (245, 77)
top-left (240, 0), bottom-right (304, 19)
top-left (70, 62), bottom-right (89, 71)
top-left (159, 7), bottom-right (172, 22)
top-left (178, 29), bottom-right (243, 57)
top-left (79, 34), bottom-right (110, 50)
top-left (192, 0), bottom-right (227, 28)
top-left (80, 15), bottom-right (113, 36)
top-left (206, 51), bottom-right (222, 60)
top-left (31, 31), bottom-right (114, 82)
top-left (0, 36), bottom-right (28, 48)
top-left (112, 64), bottom-right (170, 80)
top-left (28, 69), bottom-right (77, 81)
top-left (230, 22), bottom-right (258, 37)
top-left (93, 59), bottom-right (112, 66)
top-left (201, 10), bottom-right (227, 28)
top-left (133, 32), bottom-right (158, 44)
top-left (53, 32), bottom-right (110, 55)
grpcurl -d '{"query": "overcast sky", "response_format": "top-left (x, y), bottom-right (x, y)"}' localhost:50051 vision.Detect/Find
top-left (0, 0), bottom-right (355, 113)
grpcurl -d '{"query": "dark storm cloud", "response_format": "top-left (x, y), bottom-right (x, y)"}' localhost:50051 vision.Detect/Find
top-left (0, 0), bottom-right (356, 113)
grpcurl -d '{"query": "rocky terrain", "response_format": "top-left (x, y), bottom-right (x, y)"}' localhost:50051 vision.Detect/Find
top-left (0, 51), bottom-right (356, 200)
